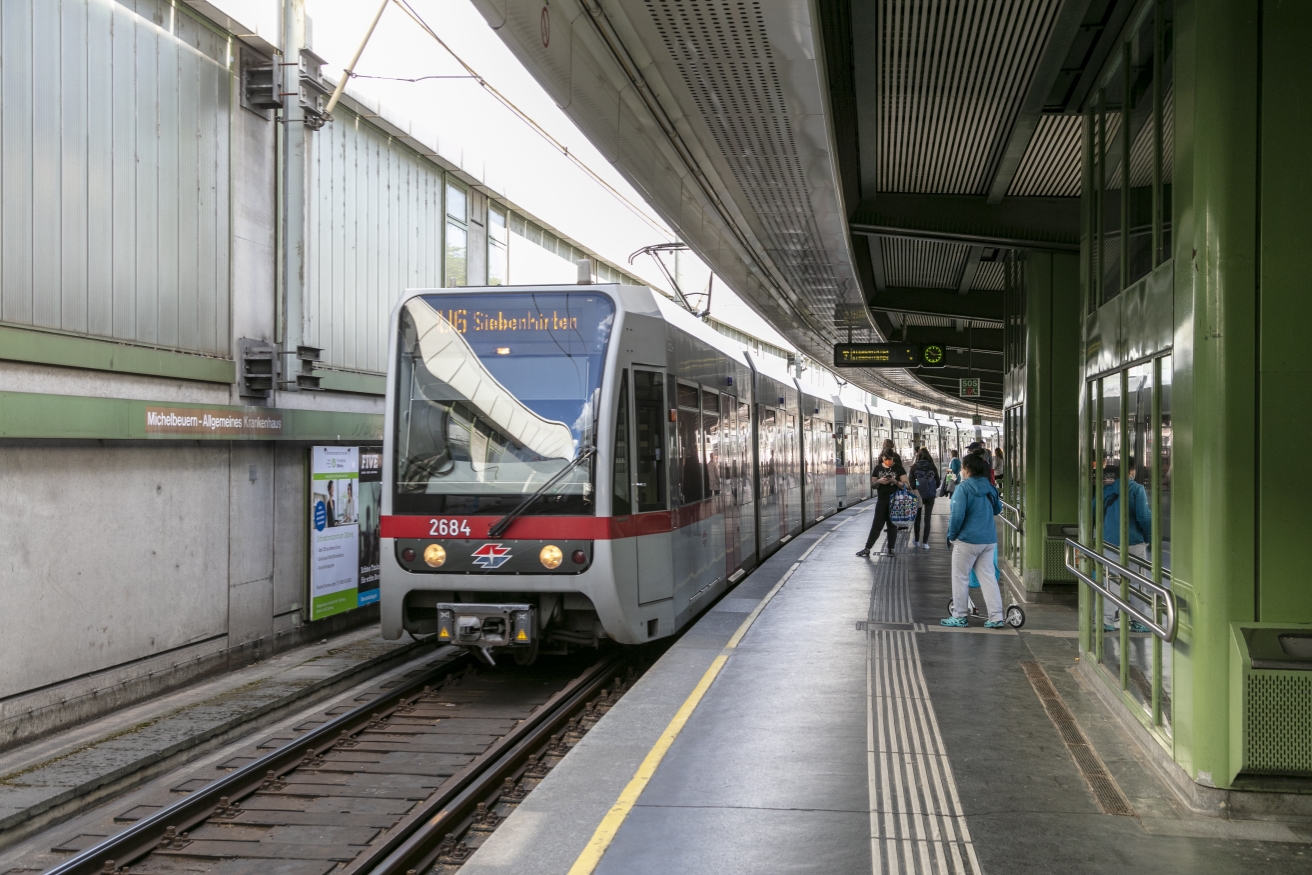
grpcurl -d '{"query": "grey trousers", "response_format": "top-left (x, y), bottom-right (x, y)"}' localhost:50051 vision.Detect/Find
top-left (951, 541), bottom-right (1003, 622)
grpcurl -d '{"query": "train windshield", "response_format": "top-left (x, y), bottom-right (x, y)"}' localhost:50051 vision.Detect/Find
top-left (393, 292), bottom-right (614, 515)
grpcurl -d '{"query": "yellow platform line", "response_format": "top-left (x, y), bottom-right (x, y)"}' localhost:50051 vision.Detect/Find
top-left (567, 531), bottom-right (831, 874)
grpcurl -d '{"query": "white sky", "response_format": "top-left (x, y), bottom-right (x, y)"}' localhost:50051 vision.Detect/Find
top-left (213, 0), bottom-right (792, 349)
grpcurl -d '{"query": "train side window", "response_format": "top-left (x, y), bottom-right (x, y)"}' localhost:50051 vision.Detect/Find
top-left (720, 394), bottom-right (736, 505)
top-left (676, 382), bottom-right (704, 506)
top-left (738, 400), bottom-right (753, 504)
top-left (781, 414), bottom-right (792, 490)
top-left (702, 388), bottom-right (721, 499)
top-left (759, 405), bottom-right (776, 497)
top-left (633, 370), bottom-right (666, 512)
top-left (613, 370), bottom-right (631, 516)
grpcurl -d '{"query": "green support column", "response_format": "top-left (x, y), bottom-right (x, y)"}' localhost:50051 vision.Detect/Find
top-left (1172, 0), bottom-right (1259, 788)
top-left (1257, 2), bottom-right (1312, 625)
top-left (1020, 252), bottom-right (1080, 594)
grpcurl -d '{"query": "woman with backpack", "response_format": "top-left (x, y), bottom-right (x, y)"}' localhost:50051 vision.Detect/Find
top-left (909, 448), bottom-right (940, 549)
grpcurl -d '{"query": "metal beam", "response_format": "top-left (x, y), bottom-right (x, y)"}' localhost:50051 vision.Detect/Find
top-left (850, 0), bottom-right (880, 199)
top-left (867, 236), bottom-right (887, 291)
top-left (957, 246), bottom-right (985, 293)
top-left (850, 194), bottom-right (1079, 251)
top-left (868, 288), bottom-right (1003, 323)
top-left (904, 326), bottom-right (1003, 354)
top-left (986, 0), bottom-right (1095, 203)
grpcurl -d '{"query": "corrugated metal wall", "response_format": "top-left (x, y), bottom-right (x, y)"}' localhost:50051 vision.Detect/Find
top-left (2, 0), bottom-right (232, 355)
top-left (306, 115), bottom-right (446, 373)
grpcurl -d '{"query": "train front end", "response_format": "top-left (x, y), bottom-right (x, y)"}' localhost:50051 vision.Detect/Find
top-left (379, 287), bottom-right (627, 663)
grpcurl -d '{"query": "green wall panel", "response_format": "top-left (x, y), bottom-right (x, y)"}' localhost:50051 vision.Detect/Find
top-left (0, 391), bottom-right (382, 442)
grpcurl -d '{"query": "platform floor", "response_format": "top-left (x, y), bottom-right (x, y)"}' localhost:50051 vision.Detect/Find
top-left (461, 503), bottom-right (1312, 875)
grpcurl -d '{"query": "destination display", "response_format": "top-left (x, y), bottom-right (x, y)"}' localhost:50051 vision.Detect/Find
top-left (832, 343), bottom-right (947, 369)
top-left (434, 308), bottom-right (581, 335)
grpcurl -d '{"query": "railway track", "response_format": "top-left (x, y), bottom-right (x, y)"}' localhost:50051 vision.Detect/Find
top-left (43, 647), bottom-right (637, 875)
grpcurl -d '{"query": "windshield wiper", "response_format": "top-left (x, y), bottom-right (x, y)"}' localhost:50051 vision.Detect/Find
top-left (487, 447), bottom-right (595, 538)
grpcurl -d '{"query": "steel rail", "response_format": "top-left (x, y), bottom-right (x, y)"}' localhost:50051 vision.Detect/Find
top-left (1063, 538), bottom-right (1177, 642)
top-left (46, 646), bottom-right (467, 875)
top-left (353, 655), bottom-right (626, 875)
top-left (998, 498), bottom-right (1023, 534)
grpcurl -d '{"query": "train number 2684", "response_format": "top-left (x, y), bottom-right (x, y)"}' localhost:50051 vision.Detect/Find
top-left (429, 518), bottom-right (473, 537)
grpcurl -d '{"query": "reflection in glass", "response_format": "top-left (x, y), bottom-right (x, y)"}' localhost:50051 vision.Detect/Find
top-left (445, 223), bottom-right (468, 288)
top-left (633, 370), bottom-right (666, 512)
top-left (612, 371), bottom-right (631, 516)
top-left (393, 293), bottom-right (613, 515)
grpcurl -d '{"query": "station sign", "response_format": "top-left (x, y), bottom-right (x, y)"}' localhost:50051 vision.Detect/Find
top-left (959, 378), bottom-right (982, 398)
top-left (832, 342), bottom-right (947, 369)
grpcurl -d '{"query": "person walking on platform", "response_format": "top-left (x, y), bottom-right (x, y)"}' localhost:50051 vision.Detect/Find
top-left (1100, 461), bottom-right (1153, 633)
top-left (942, 453), bottom-right (1007, 628)
top-left (966, 442), bottom-right (996, 486)
top-left (943, 449), bottom-right (961, 496)
top-left (856, 449), bottom-right (907, 558)
top-left (880, 438), bottom-right (903, 467)
top-left (910, 448), bottom-right (939, 549)
top-left (994, 446), bottom-right (1005, 487)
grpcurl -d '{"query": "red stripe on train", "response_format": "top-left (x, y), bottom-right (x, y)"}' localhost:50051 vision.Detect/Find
top-left (380, 500), bottom-right (724, 541)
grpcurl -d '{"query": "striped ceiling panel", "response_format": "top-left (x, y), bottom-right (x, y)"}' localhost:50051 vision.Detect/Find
top-left (646, 0), bottom-right (840, 320)
top-left (971, 260), bottom-right (1006, 291)
top-left (879, 0), bottom-right (1063, 194)
top-left (882, 238), bottom-right (970, 288)
top-left (1127, 89), bottom-right (1174, 188)
top-left (1007, 114), bottom-right (1082, 197)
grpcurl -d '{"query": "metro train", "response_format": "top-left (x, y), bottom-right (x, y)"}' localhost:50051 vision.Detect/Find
top-left (379, 283), bottom-right (998, 661)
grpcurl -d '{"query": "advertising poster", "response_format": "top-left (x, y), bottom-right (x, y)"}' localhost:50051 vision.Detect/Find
top-left (357, 447), bottom-right (383, 605)
top-left (310, 447), bottom-right (360, 620)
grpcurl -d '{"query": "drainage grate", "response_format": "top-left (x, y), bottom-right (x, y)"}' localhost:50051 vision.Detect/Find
top-left (1020, 661), bottom-right (1136, 817)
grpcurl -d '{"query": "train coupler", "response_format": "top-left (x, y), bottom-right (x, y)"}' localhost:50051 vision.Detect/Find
top-left (436, 603), bottom-right (536, 652)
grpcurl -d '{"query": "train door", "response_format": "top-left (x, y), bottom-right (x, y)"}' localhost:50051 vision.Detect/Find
top-left (757, 405), bottom-right (781, 553)
top-left (721, 393), bottom-right (742, 578)
top-left (633, 368), bottom-right (673, 606)
top-left (700, 387), bottom-right (726, 593)
top-left (671, 382), bottom-right (706, 602)
top-left (737, 397), bottom-right (756, 568)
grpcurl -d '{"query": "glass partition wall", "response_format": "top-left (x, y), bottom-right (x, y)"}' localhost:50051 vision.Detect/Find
top-left (1082, 0), bottom-right (1175, 739)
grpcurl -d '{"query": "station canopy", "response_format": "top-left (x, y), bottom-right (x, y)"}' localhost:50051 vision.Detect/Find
top-left (478, 0), bottom-right (1129, 412)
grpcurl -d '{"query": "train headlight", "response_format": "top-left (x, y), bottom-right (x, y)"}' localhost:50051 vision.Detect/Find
top-left (539, 544), bottom-right (563, 569)
top-left (423, 544), bottom-right (447, 568)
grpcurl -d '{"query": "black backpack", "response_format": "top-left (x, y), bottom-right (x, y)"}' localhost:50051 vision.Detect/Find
top-left (914, 467), bottom-right (939, 500)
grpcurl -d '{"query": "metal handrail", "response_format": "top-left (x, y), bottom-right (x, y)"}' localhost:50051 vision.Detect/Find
top-left (1124, 550), bottom-right (1172, 583)
top-left (998, 498), bottom-right (1023, 534)
top-left (1063, 538), bottom-right (1177, 643)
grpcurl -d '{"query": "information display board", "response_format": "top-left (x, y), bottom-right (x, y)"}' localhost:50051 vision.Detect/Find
top-left (308, 446), bottom-right (383, 620)
top-left (833, 343), bottom-right (919, 368)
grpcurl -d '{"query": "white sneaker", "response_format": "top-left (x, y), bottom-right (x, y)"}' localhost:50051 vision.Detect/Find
top-left (922, 542), bottom-right (930, 550)
top-left (911, 540), bottom-right (919, 547)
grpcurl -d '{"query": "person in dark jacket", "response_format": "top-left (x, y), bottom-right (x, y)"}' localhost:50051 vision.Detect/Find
top-left (942, 453), bottom-right (1006, 627)
top-left (857, 449), bottom-right (907, 557)
top-left (966, 442), bottom-right (996, 486)
top-left (909, 448), bottom-right (939, 549)
top-left (1100, 461), bottom-right (1153, 632)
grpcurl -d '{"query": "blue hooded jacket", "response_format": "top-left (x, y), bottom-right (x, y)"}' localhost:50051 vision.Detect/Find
top-left (1101, 480), bottom-right (1151, 547)
top-left (946, 474), bottom-right (1001, 544)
